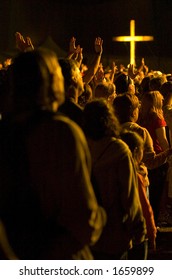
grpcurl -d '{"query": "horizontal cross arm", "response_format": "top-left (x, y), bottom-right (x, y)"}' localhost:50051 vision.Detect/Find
top-left (113, 35), bottom-right (154, 42)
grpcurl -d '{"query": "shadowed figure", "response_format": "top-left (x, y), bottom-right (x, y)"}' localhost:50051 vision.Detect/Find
top-left (0, 49), bottom-right (106, 260)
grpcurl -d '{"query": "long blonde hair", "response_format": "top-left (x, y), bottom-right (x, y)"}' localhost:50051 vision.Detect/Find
top-left (139, 90), bottom-right (164, 125)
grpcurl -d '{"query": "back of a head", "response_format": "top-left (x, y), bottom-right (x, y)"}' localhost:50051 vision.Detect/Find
top-left (139, 76), bottom-right (151, 94)
top-left (114, 73), bottom-right (132, 94)
top-left (12, 51), bottom-right (42, 96)
top-left (142, 90), bottom-right (163, 108)
top-left (140, 90), bottom-right (164, 121)
top-left (94, 82), bottom-right (116, 99)
top-left (149, 77), bottom-right (164, 91)
top-left (11, 49), bottom-right (64, 112)
top-left (83, 98), bottom-right (120, 140)
top-left (160, 81), bottom-right (172, 100)
top-left (120, 130), bottom-right (144, 154)
top-left (113, 93), bottom-right (140, 124)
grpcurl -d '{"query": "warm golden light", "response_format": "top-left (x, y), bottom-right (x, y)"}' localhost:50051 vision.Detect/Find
top-left (113, 19), bottom-right (154, 65)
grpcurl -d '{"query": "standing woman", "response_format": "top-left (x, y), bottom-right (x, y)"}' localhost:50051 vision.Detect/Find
top-left (139, 90), bottom-right (170, 221)
top-left (83, 98), bottom-right (146, 260)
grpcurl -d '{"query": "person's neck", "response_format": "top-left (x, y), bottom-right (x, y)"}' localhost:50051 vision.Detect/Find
top-left (129, 116), bottom-right (136, 123)
top-left (67, 87), bottom-right (78, 103)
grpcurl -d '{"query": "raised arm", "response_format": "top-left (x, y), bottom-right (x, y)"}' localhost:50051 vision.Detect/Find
top-left (83, 37), bottom-right (103, 84)
top-left (109, 61), bottom-right (117, 83)
top-left (67, 37), bottom-right (83, 68)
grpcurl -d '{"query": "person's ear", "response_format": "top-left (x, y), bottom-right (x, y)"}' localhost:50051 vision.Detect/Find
top-left (132, 107), bottom-right (139, 120)
top-left (132, 108), bottom-right (137, 118)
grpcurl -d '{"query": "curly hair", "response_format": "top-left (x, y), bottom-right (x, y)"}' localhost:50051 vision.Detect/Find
top-left (83, 98), bottom-right (121, 140)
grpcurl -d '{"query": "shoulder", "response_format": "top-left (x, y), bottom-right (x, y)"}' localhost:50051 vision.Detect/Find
top-left (122, 122), bottom-right (148, 141)
top-left (110, 137), bottom-right (132, 158)
top-left (153, 115), bottom-right (166, 128)
top-left (53, 113), bottom-right (86, 143)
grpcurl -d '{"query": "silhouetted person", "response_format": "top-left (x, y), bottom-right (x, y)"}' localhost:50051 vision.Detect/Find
top-left (0, 49), bottom-right (106, 260)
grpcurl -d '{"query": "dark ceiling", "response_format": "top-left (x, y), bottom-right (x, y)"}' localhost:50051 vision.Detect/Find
top-left (0, 0), bottom-right (172, 72)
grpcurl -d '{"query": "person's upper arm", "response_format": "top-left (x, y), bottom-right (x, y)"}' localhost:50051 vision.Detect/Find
top-left (56, 120), bottom-right (106, 245)
top-left (156, 126), bottom-right (169, 150)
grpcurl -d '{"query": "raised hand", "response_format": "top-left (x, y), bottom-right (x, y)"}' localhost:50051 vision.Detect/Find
top-left (15, 32), bottom-right (34, 52)
top-left (68, 37), bottom-right (83, 67)
top-left (69, 37), bottom-right (77, 55)
top-left (94, 37), bottom-right (103, 55)
top-left (128, 63), bottom-right (138, 79)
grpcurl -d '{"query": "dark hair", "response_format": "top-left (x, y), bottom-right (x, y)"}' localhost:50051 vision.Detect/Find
top-left (83, 98), bottom-right (121, 140)
top-left (149, 77), bottom-right (164, 91)
top-left (11, 48), bottom-right (64, 112)
top-left (139, 76), bottom-right (151, 94)
top-left (114, 73), bottom-right (132, 94)
top-left (160, 81), bottom-right (172, 99)
top-left (120, 130), bottom-right (143, 154)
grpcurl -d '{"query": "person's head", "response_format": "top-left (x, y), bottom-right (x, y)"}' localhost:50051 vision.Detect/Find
top-left (94, 82), bottom-right (116, 103)
top-left (58, 58), bottom-right (84, 101)
top-left (139, 76), bottom-right (151, 95)
top-left (10, 48), bottom-right (64, 113)
top-left (114, 73), bottom-right (132, 94)
top-left (160, 81), bottom-right (172, 105)
top-left (83, 98), bottom-right (121, 140)
top-left (140, 90), bottom-right (164, 121)
top-left (149, 76), bottom-right (165, 91)
top-left (113, 93), bottom-right (141, 124)
top-left (120, 130), bottom-right (144, 165)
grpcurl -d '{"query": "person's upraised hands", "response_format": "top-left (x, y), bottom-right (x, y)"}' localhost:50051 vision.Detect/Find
top-left (68, 37), bottom-right (83, 67)
top-left (127, 64), bottom-right (138, 79)
top-left (76, 46), bottom-right (83, 68)
top-left (15, 32), bottom-right (34, 52)
top-left (141, 58), bottom-right (149, 75)
top-left (94, 37), bottom-right (103, 55)
top-left (69, 37), bottom-right (77, 55)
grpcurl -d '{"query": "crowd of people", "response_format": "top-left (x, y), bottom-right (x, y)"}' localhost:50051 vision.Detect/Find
top-left (0, 32), bottom-right (172, 260)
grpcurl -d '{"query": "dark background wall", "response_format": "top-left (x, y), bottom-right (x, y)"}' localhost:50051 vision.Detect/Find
top-left (0, 0), bottom-right (172, 72)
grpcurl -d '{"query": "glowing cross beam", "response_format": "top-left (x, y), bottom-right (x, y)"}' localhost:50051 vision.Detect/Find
top-left (112, 19), bottom-right (154, 65)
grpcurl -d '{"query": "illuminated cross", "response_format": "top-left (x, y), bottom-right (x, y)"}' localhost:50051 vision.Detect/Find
top-left (112, 19), bottom-right (154, 65)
